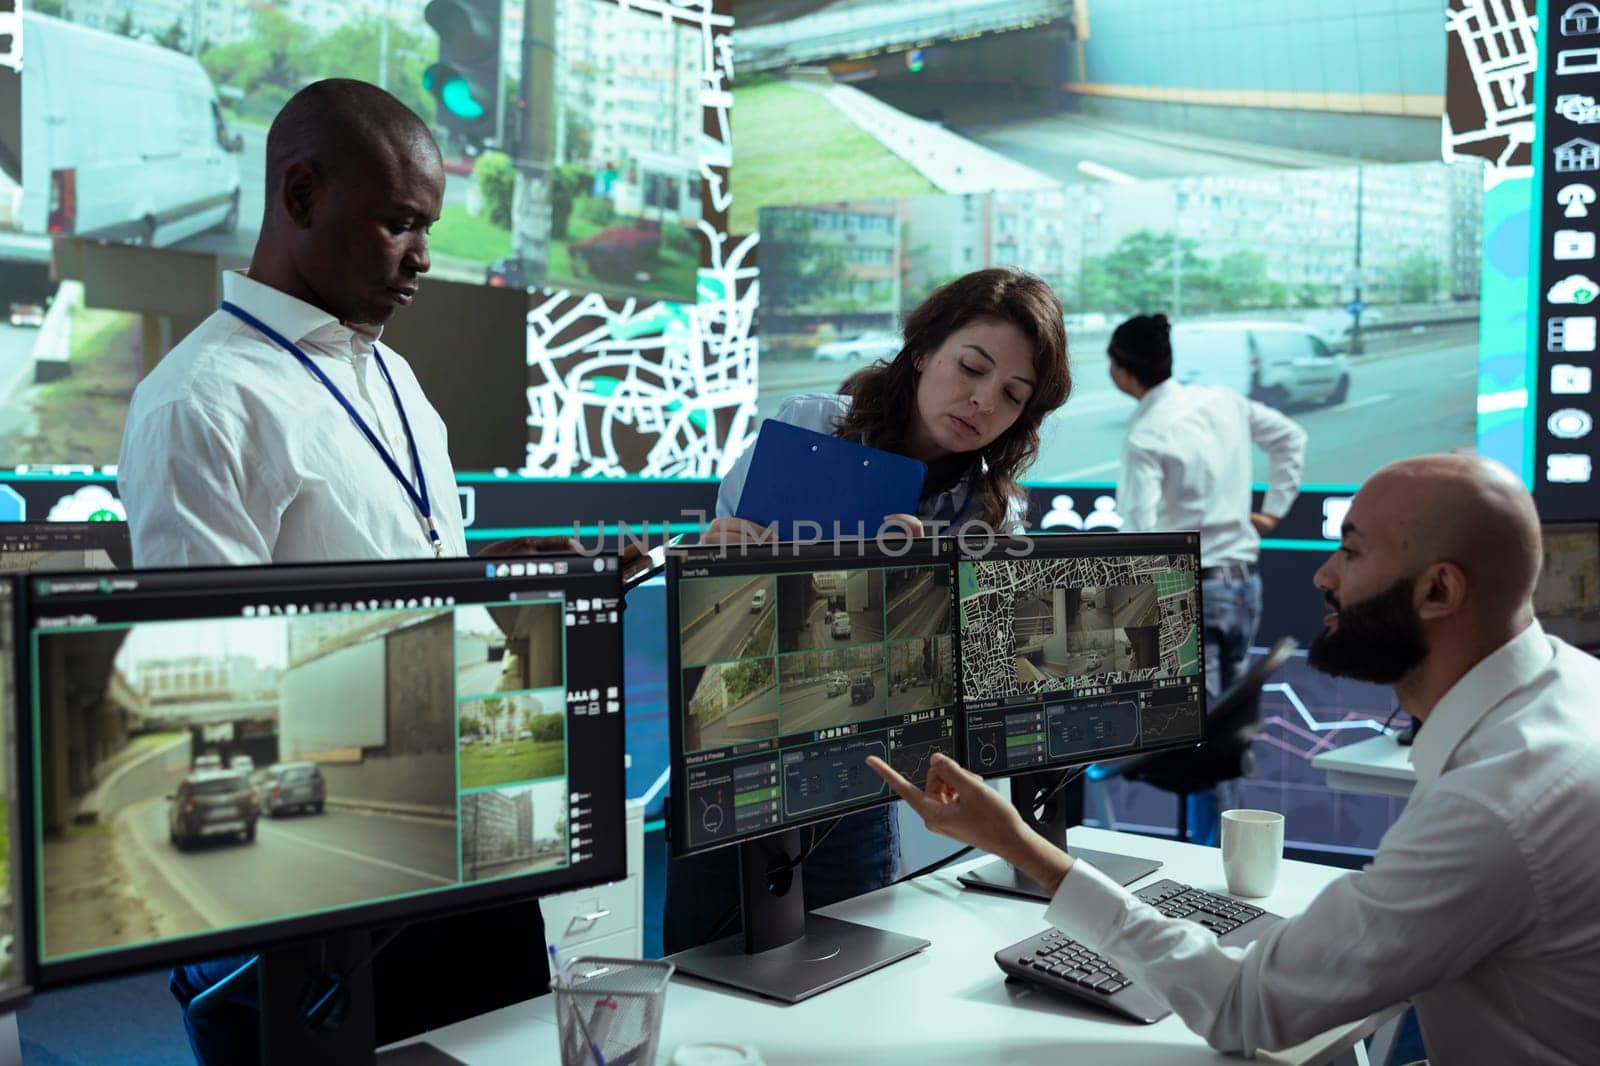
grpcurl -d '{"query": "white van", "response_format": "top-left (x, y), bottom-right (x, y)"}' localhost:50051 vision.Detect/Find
top-left (19, 13), bottom-right (243, 246)
top-left (1170, 321), bottom-right (1351, 409)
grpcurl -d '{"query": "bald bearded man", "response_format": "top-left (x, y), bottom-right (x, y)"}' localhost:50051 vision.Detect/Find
top-left (873, 455), bottom-right (1600, 1063)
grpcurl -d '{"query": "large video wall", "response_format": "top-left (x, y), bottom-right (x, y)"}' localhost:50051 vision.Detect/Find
top-left (0, 0), bottom-right (1572, 505)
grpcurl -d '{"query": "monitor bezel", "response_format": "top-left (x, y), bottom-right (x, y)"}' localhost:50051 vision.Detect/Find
top-left (0, 578), bottom-right (34, 1012)
top-left (665, 536), bottom-right (960, 859)
top-left (13, 554), bottom-right (628, 989)
top-left (1536, 519), bottom-right (1600, 653)
top-left (956, 531), bottom-right (1209, 780)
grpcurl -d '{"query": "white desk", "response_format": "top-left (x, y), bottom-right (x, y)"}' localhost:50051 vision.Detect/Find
top-left (1311, 734), bottom-right (1417, 798)
top-left (393, 827), bottom-right (1397, 1065)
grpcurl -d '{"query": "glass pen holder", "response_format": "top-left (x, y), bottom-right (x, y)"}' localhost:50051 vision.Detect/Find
top-left (554, 956), bottom-right (674, 1066)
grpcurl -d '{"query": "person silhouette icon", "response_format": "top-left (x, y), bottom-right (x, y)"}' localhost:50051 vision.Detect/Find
top-left (1084, 495), bottom-right (1124, 530)
top-left (1041, 494), bottom-right (1085, 530)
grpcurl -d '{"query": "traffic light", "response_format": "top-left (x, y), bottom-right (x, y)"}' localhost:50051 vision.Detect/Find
top-left (423, 0), bottom-right (502, 148)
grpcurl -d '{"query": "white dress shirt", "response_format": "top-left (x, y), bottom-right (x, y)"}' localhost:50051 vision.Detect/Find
top-left (1117, 380), bottom-right (1306, 567)
top-left (716, 393), bottom-right (1025, 532)
top-left (1044, 622), bottom-right (1600, 1063)
top-left (119, 271), bottom-right (466, 566)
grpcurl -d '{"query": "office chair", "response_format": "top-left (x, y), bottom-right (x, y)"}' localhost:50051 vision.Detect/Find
top-left (1116, 636), bottom-right (1298, 842)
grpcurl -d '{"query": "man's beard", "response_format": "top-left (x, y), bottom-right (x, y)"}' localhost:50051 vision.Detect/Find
top-left (1307, 575), bottom-right (1428, 684)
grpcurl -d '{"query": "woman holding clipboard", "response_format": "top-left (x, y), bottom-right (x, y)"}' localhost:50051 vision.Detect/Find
top-left (665, 267), bottom-right (1073, 953)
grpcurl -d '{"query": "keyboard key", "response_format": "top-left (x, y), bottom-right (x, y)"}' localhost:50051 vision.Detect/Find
top-left (1091, 977), bottom-right (1122, 994)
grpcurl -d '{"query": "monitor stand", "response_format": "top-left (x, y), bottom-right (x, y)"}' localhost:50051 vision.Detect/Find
top-left (667, 829), bottom-right (929, 1004)
top-left (958, 768), bottom-right (1161, 900)
top-left (258, 933), bottom-right (465, 1065)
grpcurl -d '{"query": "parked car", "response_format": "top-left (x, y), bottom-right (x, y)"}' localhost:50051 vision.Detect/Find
top-left (826, 673), bottom-right (848, 697)
top-left (1171, 321), bottom-right (1350, 408)
top-left (7, 303), bottom-right (44, 328)
top-left (228, 755), bottom-right (254, 774)
top-left (193, 753), bottom-right (223, 772)
top-left (831, 613), bottom-right (852, 639)
top-left (169, 770), bottom-right (257, 849)
top-left (750, 589), bottom-right (767, 613)
top-left (518, 729), bottom-right (533, 740)
top-left (850, 672), bottom-right (875, 704)
top-left (20, 12), bottom-right (243, 245)
top-left (813, 330), bottom-right (903, 363)
top-left (252, 762), bottom-right (327, 817)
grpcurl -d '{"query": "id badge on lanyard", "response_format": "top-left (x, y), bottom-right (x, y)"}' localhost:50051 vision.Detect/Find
top-left (219, 301), bottom-right (443, 556)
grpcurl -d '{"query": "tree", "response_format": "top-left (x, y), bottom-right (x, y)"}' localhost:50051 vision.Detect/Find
top-left (158, 18), bottom-right (187, 52)
top-left (550, 164), bottom-right (590, 240)
top-left (475, 152), bottom-right (515, 230)
top-left (115, 10), bottom-right (136, 37)
top-left (760, 208), bottom-right (851, 315)
top-left (1211, 249), bottom-right (1275, 311)
top-left (1395, 251), bottom-right (1442, 304)
top-left (30, 0), bottom-right (64, 16)
top-left (306, 17), bottom-right (431, 120)
top-left (199, 8), bottom-right (312, 101)
top-left (563, 110), bottom-right (594, 165)
top-left (1092, 230), bottom-right (1206, 314)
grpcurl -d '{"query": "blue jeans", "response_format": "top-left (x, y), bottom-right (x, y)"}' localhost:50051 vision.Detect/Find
top-left (171, 957), bottom-right (260, 1066)
top-left (663, 806), bottom-right (900, 954)
top-left (1188, 573), bottom-right (1262, 845)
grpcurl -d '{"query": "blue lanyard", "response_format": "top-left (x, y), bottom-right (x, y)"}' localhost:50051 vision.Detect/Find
top-left (220, 301), bottom-right (442, 556)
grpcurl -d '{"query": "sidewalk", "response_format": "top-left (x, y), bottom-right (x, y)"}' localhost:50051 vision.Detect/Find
top-left (792, 79), bottom-right (1059, 194)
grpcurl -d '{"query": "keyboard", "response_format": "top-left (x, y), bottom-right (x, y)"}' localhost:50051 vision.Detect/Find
top-left (993, 878), bottom-right (1282, 1024)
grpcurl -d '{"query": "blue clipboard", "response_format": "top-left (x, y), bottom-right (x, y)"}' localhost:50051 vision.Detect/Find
top-left (735, 419), bottom-right (927, 540)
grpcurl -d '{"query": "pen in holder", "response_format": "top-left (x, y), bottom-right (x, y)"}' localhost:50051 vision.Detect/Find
top-left (550, 947), bottom-right (674, 1066)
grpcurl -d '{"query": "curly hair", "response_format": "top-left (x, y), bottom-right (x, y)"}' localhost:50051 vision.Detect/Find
top-left (835, 268), bottom-right (1071, 528)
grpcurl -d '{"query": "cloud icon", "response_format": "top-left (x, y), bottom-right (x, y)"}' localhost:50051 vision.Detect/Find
top-left (46, 485), bottom-right (127, 522)
top-left (1548, 274), bottom-right (1599, 305)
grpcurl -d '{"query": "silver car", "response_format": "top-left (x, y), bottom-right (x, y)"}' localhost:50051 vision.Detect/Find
top-left (252, 762), bottom-right (327, 817)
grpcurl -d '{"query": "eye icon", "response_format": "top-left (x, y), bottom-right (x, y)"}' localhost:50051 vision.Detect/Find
top-left (1548, 408), bottom-right (1594, 440)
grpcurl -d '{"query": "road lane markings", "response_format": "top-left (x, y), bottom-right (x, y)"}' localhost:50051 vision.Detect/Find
top-left (1332, 392), bottom-right (1394, 413)
top-left (1077, 160), bottom-right (1138, 184)
top-left (118, 799), bottom-right (238, 933)
top-left (263, 822), bottom-right (455, 886)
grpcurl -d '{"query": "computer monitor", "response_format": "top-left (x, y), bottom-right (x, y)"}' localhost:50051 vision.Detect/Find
top-left (956, 531), bottom-right (1208, 899)
top-left (1535, 521), bottom-right (1600, 654)
top-left (0, 580), bottom-right (30, 1014)
top-left (665, 537), bottom-right (958, 1002)
top-left (0, 521), bottom-right (133, 572)
top-left (15, 553), bottom-right (626, 1061)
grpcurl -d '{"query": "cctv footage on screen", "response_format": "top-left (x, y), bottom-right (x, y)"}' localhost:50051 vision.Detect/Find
top-left (673, 545), bottom-right (959, 853)
top-left (23, 559), bottom-right (624, 967)
top-left (958, 537), bottom-right (1207, 777)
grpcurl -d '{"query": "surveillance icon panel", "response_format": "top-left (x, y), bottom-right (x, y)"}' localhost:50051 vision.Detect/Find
top-left (1555, 229), bottom-right (1597, 260)
top-left (1548, 408), bottom-right (1594, 441)
top-left (1548, 273), bottom-right (1599, 304)
top-left (1557, 183), bottom-right (1596, 218)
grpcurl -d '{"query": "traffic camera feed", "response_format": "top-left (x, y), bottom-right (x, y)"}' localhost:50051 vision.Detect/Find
top-left (673, 548), bottom-right (959, 854)
top-left (2, 0), bottom-right (701, 303)
top-left (958, 536), bottom-right (1207, 776)
top-left (745, 3), bottom-right (1491, 487)
top-left (30, 599), bottom-right (572, 962)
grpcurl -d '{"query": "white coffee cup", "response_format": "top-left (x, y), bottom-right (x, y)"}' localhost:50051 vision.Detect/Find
top-left (1220, 809), bottom-right (1285, 898)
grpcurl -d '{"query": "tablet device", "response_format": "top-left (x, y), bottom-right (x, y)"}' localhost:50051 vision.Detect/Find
top-left (734, 419), bottom-right (926, 540)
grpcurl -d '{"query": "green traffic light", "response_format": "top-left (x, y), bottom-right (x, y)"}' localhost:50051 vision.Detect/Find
top-left (440, 78), bottom-right (487, 121)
